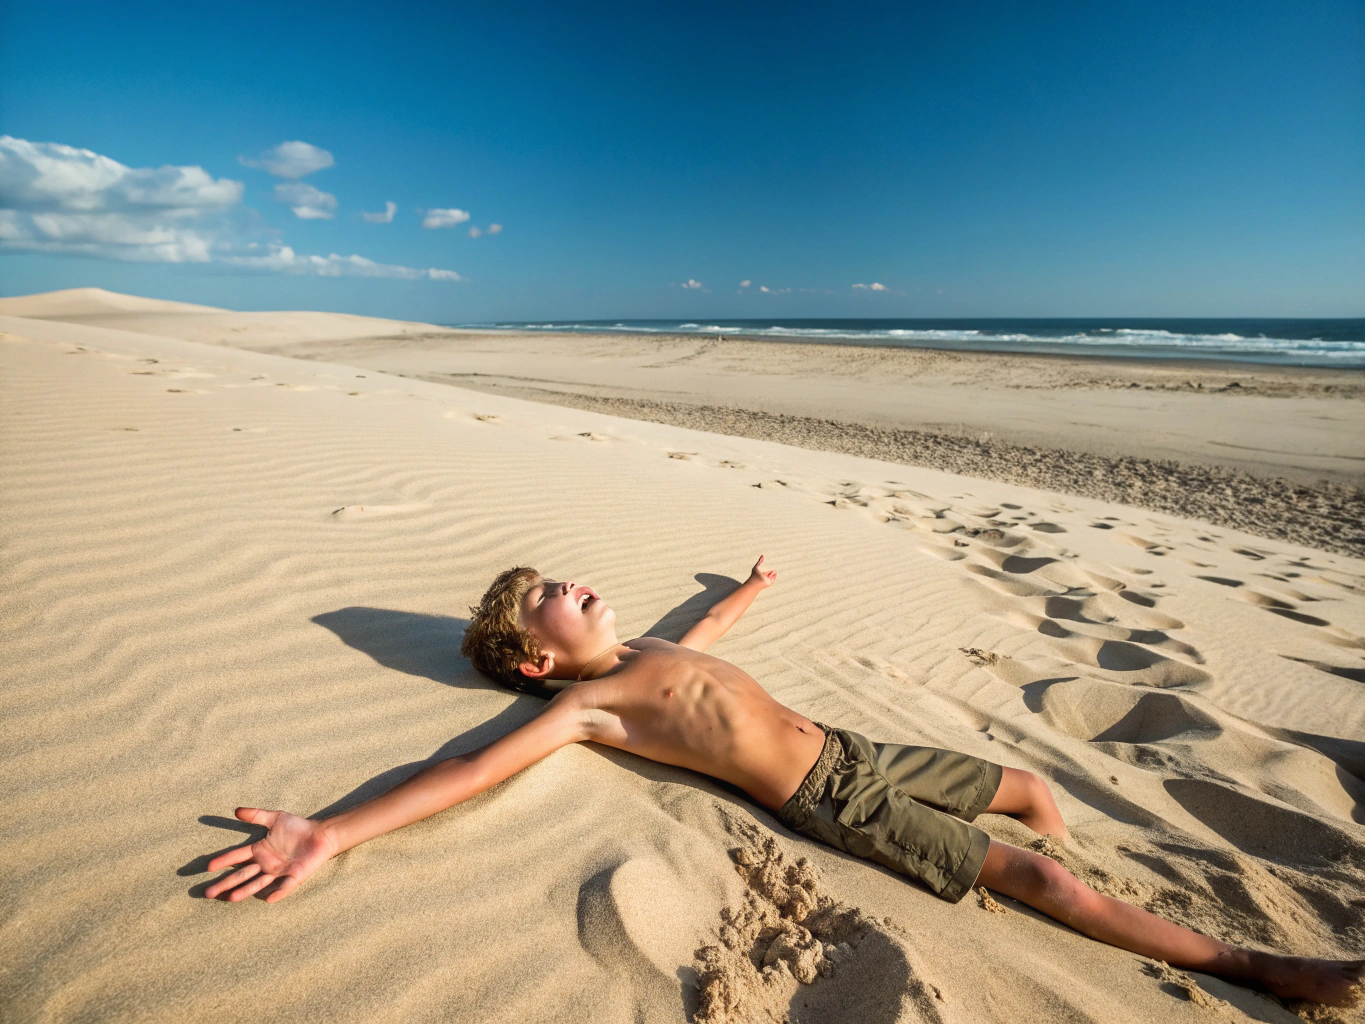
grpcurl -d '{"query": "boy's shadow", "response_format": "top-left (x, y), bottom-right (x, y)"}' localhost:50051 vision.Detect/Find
top-left (188, 577), bottom-right (743, 895)
top-left (642, 573), bottom-right (741, 642)
top-left (186, 607), bottom-right (527, 895)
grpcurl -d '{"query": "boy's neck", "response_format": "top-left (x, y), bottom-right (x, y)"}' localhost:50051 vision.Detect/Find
top-left (575, 640), bottom-right (625, 682)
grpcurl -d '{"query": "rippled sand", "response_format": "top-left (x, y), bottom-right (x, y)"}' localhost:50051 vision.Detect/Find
top-left (2, 291), bottom-right (1362, 1023)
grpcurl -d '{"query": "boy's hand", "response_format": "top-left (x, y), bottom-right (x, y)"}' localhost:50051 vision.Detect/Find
top-left (747, 555), bottom-right (777, 589)
top-left (204, 807), bottom-right (337, 903)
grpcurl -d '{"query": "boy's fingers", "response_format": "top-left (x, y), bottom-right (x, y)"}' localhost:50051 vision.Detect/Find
top-left (207, 845), bottom-right (255, 872)
top-left (229, 874), bottom-right (277, 902)
top-left (265, 876), bottom-right (302, 903)
top-left (207, 863), bottom-right (261, 898)
top-left (236, 807), bottom-right (279, 828)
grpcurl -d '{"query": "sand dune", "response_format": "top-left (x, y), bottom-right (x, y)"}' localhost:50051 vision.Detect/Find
top-left (1, 301), bottom-right (1363, 1023)
top-left (0, 286), bottom-right (465, 356)
top-left (0, 285), bottom-right (228, 317)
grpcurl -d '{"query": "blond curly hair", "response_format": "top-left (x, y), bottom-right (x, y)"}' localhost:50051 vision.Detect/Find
top-left (460, 566), bottom-right (547, 694)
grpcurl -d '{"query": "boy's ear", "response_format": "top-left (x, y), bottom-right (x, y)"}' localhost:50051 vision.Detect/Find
top-left (518, 651), bottom-right (555, 679)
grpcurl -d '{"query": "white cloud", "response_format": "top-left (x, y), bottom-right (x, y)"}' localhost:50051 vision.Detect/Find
top-left (0, 136), bottom-right (459, 282)
top-left (362, 200), bottom-right (397, 224)
top-left (0, 135), bottom-right (240, 262)
top-left (238, 140), bottom-right (334, 178)
top-left (739, 279), bottom-right (751, 288)
top-left (759, 285), bottom-right (791, 294)
top-left (468, 226), bottom-right (482, 238)
top-left (488, 223), bottom-right (502, 234)
top-left (852, 282), bottom-right (888, 291)
top-left (223, 242), bottom-right (461, 280)
top-left (681, 278), bottom-right (703, 289)
top-left (273, 181), bottom-right (337, 220)
top-left (422, 207), bottom-right (470, 229)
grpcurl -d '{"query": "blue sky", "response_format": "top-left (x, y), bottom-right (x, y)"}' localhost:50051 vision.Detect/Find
top-left (1, 0), bottom-right (1362, 320)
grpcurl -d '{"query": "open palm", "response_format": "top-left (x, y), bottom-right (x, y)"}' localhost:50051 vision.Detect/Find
top-left (205, 807), bottom-right (336, 903)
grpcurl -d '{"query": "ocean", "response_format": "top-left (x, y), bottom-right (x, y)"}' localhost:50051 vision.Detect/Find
top-left (452, 318), bottom-right (1365, 368)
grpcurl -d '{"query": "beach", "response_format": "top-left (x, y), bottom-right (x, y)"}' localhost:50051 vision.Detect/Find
top-left (1, 289), bottom-right (1363, 1023)
top-left (22, 294), bottom-right (1361, 554)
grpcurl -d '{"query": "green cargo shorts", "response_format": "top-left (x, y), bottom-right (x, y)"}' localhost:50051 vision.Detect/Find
top-left (778, 725), bottom-right (1003, 904)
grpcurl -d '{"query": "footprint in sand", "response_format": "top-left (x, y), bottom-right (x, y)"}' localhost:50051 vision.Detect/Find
top-left (553, 431), bottom-right (610, 442)
top-left (1028, 678), bottom-right (1221, 746)
top-left (1029, 522), bottom-right (1067, 534)
top-left (1279, 655), bottom-right (1365, 685)
top-left (330, 504), bottom-right (427, 519)
top-left (1195, 575), bottom-right (1338, 628)
top-left (1163, 778), bottom-right (1362, 866)
top-left (1004, 609), bottom-right (1203, 664)
top-left (1036, 593), bottom-right (1185, 632)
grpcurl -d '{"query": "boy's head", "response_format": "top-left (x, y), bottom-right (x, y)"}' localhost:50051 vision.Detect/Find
top-left (461, 567), bottom-right (618, 693)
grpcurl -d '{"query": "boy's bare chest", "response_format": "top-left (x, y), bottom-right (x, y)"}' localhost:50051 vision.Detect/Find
top-left (583, 655), bottom-right (764, 744)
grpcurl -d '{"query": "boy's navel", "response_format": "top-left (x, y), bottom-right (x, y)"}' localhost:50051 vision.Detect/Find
top-left (665, 689), bottom-right (674, 698)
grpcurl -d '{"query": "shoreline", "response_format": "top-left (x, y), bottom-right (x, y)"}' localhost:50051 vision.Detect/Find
top-left (443, 325), bottom-right (1365, 373)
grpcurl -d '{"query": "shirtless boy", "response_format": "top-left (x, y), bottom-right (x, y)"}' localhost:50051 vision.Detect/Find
top-left (207, 557), bottom-right (1362, 1006)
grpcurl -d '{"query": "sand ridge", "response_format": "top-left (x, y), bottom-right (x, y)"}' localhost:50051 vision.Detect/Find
top-left (1, 308), bottom-right (1363, 1023)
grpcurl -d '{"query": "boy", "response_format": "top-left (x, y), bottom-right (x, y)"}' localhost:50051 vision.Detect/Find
top-left (207, 558), bottom-right (1361, 1006)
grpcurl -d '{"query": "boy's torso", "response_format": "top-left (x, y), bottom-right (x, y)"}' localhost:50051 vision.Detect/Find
top-left (564, 638), bottom-right (826, 811)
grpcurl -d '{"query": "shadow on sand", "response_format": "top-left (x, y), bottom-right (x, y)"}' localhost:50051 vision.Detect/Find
top-left (642, 573), bottom-right (742, 642)
top-left (188, 576), bottom-right (744, 896)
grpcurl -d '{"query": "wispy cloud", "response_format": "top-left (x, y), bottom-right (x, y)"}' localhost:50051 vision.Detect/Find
top-left (362, 200), bottom-right (397, 224)
top-left (422, 207), bottom-right (470, 229)
top-left (680, 278), bottom-right (703, 289)
top-left (468, 226), bottom-right (481, 238)
top-left (759, 285), bottom-right (792, 294)
top-left (224, 243), bottom-right (462, 280)
top-left (238, 140), bottom-right (334, 179)
top-left (0, 136), bottom-right (459, 281)
top-left (488, 223), bottom-right (502, 234)
top-left (273, 181), bottom-right (337, 220)
top-left (739, 279), bottom-right (751, 288)
top-left (852, 282), bottom-right (888, 291)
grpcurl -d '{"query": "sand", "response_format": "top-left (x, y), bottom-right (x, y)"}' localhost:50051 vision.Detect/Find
top-left (21, 297), bottom-right (1358, 554)
top-left (1, 289), bottom-right (1363, 1023)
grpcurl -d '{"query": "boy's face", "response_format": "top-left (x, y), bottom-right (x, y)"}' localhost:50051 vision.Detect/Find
top-left (519, 578), bottom-right (617, 675)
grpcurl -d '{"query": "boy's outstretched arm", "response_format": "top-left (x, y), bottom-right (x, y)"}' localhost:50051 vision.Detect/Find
top-left (678, 556), bottom-right (777, 652)
top-left (204, 693), bottom-right (587, 903)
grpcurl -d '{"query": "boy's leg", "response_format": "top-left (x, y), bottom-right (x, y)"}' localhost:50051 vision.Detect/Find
top-left (976, 840), bottom-right (1364, 1006)
top-left (984, 767), bottom-right (1068, 839)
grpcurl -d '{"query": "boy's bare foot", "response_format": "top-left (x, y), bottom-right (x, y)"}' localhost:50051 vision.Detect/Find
top-left (1239, 951), bottom-right (1364, 1007)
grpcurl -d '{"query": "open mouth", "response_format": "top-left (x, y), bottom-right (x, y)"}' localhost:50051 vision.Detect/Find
top-left (578, 590), bottom-right (595, 611)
